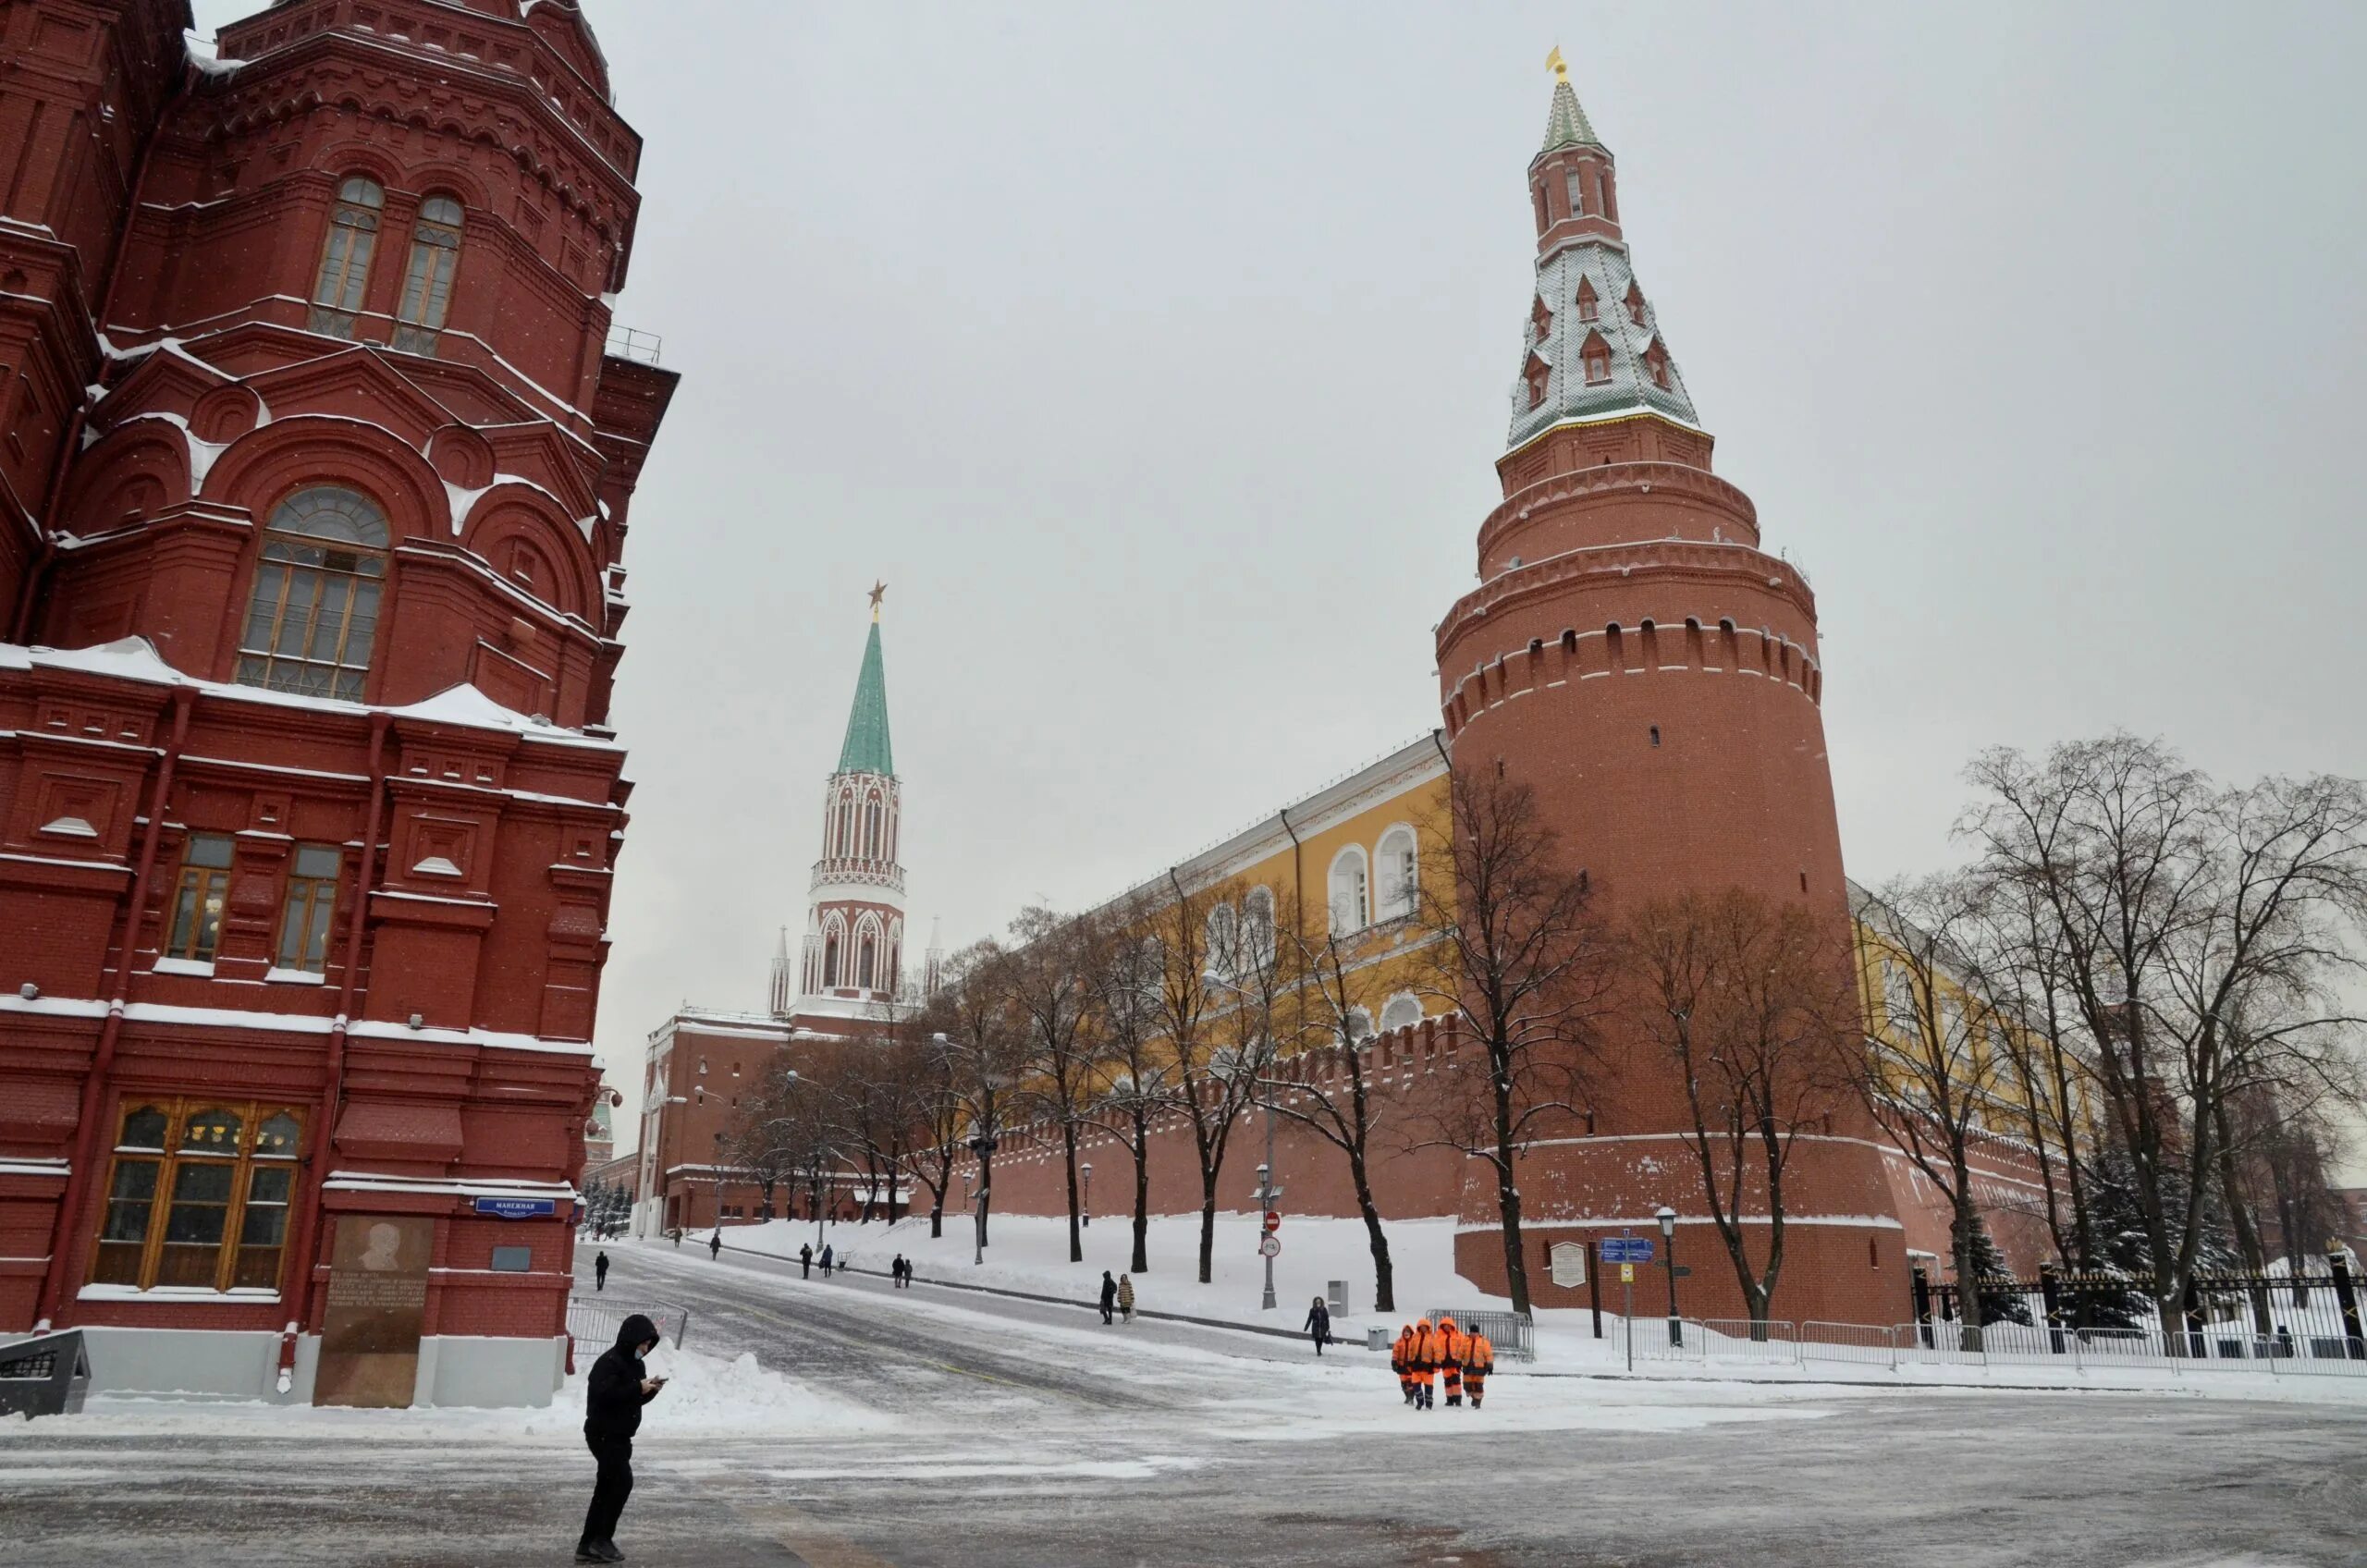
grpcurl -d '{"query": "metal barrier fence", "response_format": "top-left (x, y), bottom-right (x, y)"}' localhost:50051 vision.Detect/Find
top-left (1424, 1307), bottom-right (1535, 1363)
top-left (567, 1298), bottom-right (691, 1353)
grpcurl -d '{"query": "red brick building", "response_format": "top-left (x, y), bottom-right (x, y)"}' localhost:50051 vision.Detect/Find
top-left (0, 0), bottom-right (674, 1405)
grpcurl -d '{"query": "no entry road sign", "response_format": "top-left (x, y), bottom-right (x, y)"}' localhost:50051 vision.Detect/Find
top-left (1263, 1211), bottom-right (1281, 1233)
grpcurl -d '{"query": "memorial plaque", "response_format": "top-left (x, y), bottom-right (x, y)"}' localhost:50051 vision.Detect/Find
top-left (313, 1216), bottom-right (434, 1408)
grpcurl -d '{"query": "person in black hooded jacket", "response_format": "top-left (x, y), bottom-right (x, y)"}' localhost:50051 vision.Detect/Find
top-left (577, 1313), bottom-right (663, 1563)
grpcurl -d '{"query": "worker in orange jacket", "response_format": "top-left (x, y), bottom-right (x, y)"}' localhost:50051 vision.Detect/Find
top-left (1438, 1315), bottom-right (1466, 1406)
top-left (1465, 1326), bottom-right (1495, 1409)
top-left (1390, 1324), bottom-right (1417, 1405)
top-left (1409, 1317), bottom-right (1441, 1409)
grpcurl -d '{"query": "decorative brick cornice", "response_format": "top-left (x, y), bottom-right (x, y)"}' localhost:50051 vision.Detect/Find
top-left (1476, 459), bottom-right (1759, 563)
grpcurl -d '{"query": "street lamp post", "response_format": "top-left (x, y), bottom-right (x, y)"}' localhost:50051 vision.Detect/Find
top-left (1255, 1161), bottom-right (1278, 1312)
top-left (1081, 1161), bottom-right (1093, 1230)
top-left (1657, 1205), bottom-right (1682, 1347)
top-left (967, 1132), bottom-right (999, 1266)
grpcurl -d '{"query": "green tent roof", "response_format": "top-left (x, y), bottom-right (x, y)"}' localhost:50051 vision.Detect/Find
top-left (1540, 78), bottom-right (1600, 153)
top-left (835, 619), bottom-right (894, 777)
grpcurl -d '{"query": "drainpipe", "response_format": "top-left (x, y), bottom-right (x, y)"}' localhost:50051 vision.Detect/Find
top-left (1276, 805), bottom-right (1304, 925)
top-left (11, 54), bottom-right (191, 644)
top-left (36, 684), bottom-right (193, 1328)
top-left (276, 711), bottom-right (390, 1390)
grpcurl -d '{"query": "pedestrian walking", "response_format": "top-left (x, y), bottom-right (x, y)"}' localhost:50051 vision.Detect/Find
top-left (1465, 1326), bottom-right (1495, 1410)
top-left (1116, 1273), bottom-right (1135, 1324)
top-left (670, 1228), bottom-right (681, 1248)
top-left (819, 1242), bottom-right (834, 1278)
top-left (799, 1243), bottom-right (812, 1279)
top-left (1391, 1323), bottom-right (1417, 1404)
top-left (576, 1312), bottom-right (665, 1564)
top-left (1410, 1317), bottom-right (1440, 1409)
top-left (1304, 1295), bottom-right (1331, 1355)
top-left (1440, 1315), bottom-right (1466, 1407)
top-left (594, 1249), bottom-right (609, 1292)
top-left (707, 1231), bottom-right (720, 1261)
top-left (891, 1254), bottom-right (907, 1288)
top-left (1099, 1270), bottom-right (1118, 1325)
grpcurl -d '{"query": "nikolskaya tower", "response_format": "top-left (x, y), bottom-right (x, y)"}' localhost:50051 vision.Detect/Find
top-left (1431, 57), bottom-right (1903, 1320)
top-left (772, 584), bottom-right (921, 1023)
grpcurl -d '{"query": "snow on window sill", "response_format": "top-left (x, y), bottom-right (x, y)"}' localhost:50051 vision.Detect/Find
top-left (77, 1284), bottom-right (282, 1303)
top-left (151, 957), bottom-right (215, 977)
top-left (264, 967), bottom-right (327, 985)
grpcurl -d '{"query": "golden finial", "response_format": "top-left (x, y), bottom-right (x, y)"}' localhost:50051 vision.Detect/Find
top-left (1546, 44), bottom-right (1568, 83)
top-left (868, 580), bottom-right (888, 621)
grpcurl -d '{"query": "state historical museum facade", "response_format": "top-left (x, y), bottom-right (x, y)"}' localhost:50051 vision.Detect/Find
top-left (0, 0), bottom-right (674, 1405)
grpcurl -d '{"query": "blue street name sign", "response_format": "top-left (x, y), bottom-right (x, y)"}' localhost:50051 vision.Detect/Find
top-left (472, 1195), bottom-right (558, 1220)
top-left (1600, 1236), bottom-right (1655, 1264)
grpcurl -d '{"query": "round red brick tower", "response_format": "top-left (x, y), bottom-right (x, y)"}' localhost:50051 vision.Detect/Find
top-left (1435, 67), bottom-right (1903, 1325)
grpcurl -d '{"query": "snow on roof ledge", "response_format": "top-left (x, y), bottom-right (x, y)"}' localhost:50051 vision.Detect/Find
top-left (3, 637), bottom-right (620, 750)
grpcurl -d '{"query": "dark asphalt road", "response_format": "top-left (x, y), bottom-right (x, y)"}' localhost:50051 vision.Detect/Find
top-left (5, 1241), bottom-right (2364, 1568)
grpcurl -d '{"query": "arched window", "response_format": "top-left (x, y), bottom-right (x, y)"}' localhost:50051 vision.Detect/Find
top-left (1564, 168), bottom-right (1585, 215)
top-left (1525, 354), bottom-right (1551, 410)
top-left (1343, 1007), bottom-right (1375, 1043)
top-left (1243, 886), bottom-right (1276, 966)
top-left (1206, 901), bottom-right (1238, 975)
top-left (235, 486), bottom-right (389, 700)
top-left (309, 177), bottom-right (385, 338)
top-left (858, 926), bottom-right (877, 990)
top-left (1379, 994), bottom-right (1423, 1034)
top-left (1576, 276), bottom-right (1599, 323)
top-left (1375, 827), bottom-right (1418, 921)
top-left (1328, 847), bottom-right (1369, 937)
top-left (836, 792), bottom-right (853, 857)
top-left (865, 792), bottom-right (883, 859)
top-left (889, 937), bottom-right (901, 992)
top-left (823, 929), bottom-right (842, 988)
top-left (392, 194), bottom-right (463, 355)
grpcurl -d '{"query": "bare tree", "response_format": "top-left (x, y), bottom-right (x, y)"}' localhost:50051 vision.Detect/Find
top-left (1849, 876), bottom-right (2022, 1345)
top-left (1625, 888), bottom-right (1855, 1329)
top-left (1963, 868), bottom-right (2103, 1274)
top-left (1147, 875), bottom-right (1264, 1285)
top-left (1408, 767), bottom-right (1611, 1317)
top-left (1262, 888), bottom-right (1401, 1314)
top-left (935, 938), bottom-right (1030, 1253)
top-left (1081, 900), bottom-right (1174, 1275)
top-left (900, 1012), bottom-right (969, 1240)
top-left (1004, 906), bottom-right (1099, 1264)
top-left (721, 1054), bottom-right (813, 1222)
top-left (1962, 735), bottom-right (2367, 1340)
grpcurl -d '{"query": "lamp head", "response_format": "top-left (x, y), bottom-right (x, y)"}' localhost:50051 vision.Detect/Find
top-left (1655, 1205), bottom-right (1676, 1238)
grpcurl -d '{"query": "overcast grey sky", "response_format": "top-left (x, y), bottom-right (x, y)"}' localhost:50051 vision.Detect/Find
top-left (196, 3), bottom-right (2367, 1147)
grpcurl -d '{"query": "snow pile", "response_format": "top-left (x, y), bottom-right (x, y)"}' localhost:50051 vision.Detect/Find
top-left (623, 1344), bottom-right (893, 1436)
top-left (37, 1344), bottom-right (891, 1440)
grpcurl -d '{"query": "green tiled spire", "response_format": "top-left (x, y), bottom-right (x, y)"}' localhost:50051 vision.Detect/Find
top-left (835, 619), bottom-right (894, 777)
top-left (1540, 76), bottom-right (1599, 152)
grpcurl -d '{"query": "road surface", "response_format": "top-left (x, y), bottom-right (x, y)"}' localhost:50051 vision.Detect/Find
top-left (5, 1238), bottom-right (2364, 1567)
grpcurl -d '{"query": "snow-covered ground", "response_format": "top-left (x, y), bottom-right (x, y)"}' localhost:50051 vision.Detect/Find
top-left (726, 1208), bottom-right (1466, 1331)
top-left (715, 1210), bottom-right (2367, 1403)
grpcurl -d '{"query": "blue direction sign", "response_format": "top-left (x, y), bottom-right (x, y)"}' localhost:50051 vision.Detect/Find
top-left (473, 1195), bottom-right (558, 1220)
top-left (1600, 1236), bottom-right (1655, 1264)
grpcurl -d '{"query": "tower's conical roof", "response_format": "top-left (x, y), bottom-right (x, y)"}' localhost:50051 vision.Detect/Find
top-left (1539, 76), bottom-right (1600, 153)
top-left (835, 619), bottom-right (893, 776)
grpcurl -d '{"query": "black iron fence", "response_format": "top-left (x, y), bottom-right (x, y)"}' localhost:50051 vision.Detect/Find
top-left (1913, 1253), bottom-right (2365, 1370)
